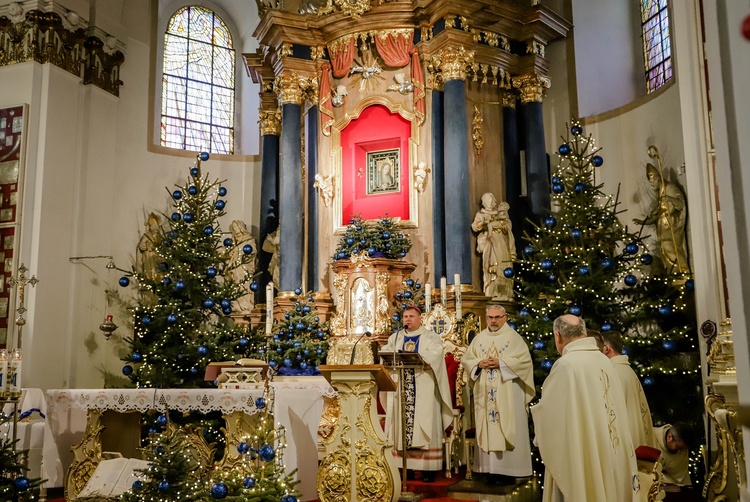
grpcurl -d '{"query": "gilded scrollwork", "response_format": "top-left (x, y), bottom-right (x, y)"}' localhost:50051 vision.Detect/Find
top-left (502, 89), bottom-right (517, 109)
top-left (330, 272), bottom-right (348, 337)
top-left (431, 46), bottom-right (474, 82)
top-left (472, 105), bottom-right (484, 155)
top-left (512, 72), bottom-right (551, 104)
top-left (317, 416), bottom-right (353, 502)
top-left (276, 72), bottom-right (315, 105)
top-left (375, 272), bottom-right (390, 335)
top-left (64, 409), bottom-right (104, 500)
top-left (318, 0), bottom-right (372, 18)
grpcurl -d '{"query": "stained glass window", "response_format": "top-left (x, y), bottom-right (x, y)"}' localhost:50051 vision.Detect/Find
top-left (641, 0), bottom-right (672, 93)
top-left (161, 6), bottom-right (235, 154)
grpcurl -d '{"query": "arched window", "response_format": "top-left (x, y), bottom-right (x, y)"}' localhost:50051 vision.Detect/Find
top-left (641, 0), bottom-right (672, 93)
top-left (161, 6), bottom-right (235, 154)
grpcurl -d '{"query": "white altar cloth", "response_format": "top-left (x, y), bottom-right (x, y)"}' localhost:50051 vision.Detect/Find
top-left (44, 380), bottom-right (334, 501)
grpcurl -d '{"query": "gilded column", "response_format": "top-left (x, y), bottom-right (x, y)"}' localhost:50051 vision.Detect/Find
top-left (278, 72), bottom-right (306, 293)
top-left (501, 89), bottom-right (524, 236)
top-left (512, 72), bottom-right (551, 219)
top-left (434, 46), bottom-right (474, 286)
top-left (258, 108), bottom-right (281, 301)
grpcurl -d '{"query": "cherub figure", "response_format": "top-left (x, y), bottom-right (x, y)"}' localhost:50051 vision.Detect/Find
top-left (314, 173), bottom-right (334, 207)
top-left (413, 161), bottom-right (430, 194)
top-left (332, 84), bottom-right (348, 107)
top-left (387, 72), bottom-right (414, 95)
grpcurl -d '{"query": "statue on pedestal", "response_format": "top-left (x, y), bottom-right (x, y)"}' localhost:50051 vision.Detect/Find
top-left (471, 193), bottom-right (516, 301)
top-left (136, 212), bottom-right (162, 281)
top-left (227, 220), bottom-right (257, 314)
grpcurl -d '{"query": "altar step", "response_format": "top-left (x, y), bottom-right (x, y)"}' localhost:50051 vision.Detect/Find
top-left (405, 468), bottom-right (539, 502)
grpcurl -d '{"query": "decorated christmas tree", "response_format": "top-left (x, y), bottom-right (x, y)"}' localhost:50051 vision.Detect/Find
top-left (0, 437), bottom-right (43, 501)
top-left (390, 277), bottom-right (425, 332)
top-left (512, 121), bottom-right (649, 388)
top-left (118, 152), bottom-right (255, 389)
top-left (261, 291), bottom-right (330, 376)
top-left (333, 214), bottom-right (411, 260)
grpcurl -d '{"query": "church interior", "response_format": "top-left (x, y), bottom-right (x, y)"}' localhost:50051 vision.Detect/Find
top-left (1, 0), bottom-right (750, 501)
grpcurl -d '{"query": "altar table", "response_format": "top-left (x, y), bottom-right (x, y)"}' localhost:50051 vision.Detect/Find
top-left (45, 380), bottom-right (335, 500)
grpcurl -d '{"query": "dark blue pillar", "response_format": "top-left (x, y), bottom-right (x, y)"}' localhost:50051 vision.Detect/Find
top-left (502, 96), bottom-right (524, 236)
top-left (279, 102), bottom-right (303, 292)
top-left (515, 75), bottom-right (551, 218)
top-left (431, 89), bottom-right (446, 281)
top-left (306, 106), bottom-right (319, 291)
top-left (258, 126), bottom-right (280, 303)
top-left (443, 79), bottom-right (472, 285)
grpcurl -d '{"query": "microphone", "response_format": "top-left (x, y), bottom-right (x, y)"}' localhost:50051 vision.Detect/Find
top-left (349, 331), bottom-right (372, 365)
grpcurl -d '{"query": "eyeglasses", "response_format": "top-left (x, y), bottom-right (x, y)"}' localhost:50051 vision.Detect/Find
top-left (487, 314), bottom-right (506, 320)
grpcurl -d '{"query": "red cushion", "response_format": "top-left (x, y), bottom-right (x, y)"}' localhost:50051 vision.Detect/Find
top-left (444, 353), bottom-right (460, 408)
top-left (635, 445), bottom-right (661, 462)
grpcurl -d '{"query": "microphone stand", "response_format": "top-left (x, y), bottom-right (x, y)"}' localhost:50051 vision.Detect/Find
top-left (349, 331), bottom-right (372, 365)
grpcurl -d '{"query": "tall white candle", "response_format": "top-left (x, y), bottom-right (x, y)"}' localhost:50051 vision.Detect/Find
top-left (265, 283), bottom-right (274, 335)
top-left (440, 277), bottom-right (447, 306)
top-left (454, 274), bottom-right (462, 319)
top-left (425, 283), bottom-right (432, 313)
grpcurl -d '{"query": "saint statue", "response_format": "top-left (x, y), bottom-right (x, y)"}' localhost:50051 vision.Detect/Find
top-left (262, 228), bottom-right (280, 290)
top-left (227, 220), bottom-right (258, 314)
top-left (136, 212), bottom-right (162, 281)
top-left (313, 173), bottom-right (334, 207)
top-left (634, 158), bottom-right (689, 273)
top-left (471, 193), bottom-right (516, 301)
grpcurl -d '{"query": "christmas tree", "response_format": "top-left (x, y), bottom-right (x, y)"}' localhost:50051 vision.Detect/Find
top-left (390, 277), bottom-right (425, 332)
top-left (512, 121), bottom-right (649, 388)
top-left (333, 215), bottom-right (411, 260)
top-left (0, 437), bottom-right (43, 502)
top-left (118, 152), bottom-right (255, 389)
top-left (197, 388), bottom-right (299, 501)
top-left (261, 291), bottom-right (330, 376)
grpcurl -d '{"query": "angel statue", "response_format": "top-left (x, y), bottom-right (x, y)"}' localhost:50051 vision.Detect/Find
top-left (471, 193), bottom-right (516, 301)
top-left (634, 147), bottom-right (689, 273)
top-left (314, 173), bottom-right (334, 207)
top-left (227, 220), bottom-right (258, 314)
top-left (387, 72), bottom-right (414, 95)
top-left (413, 161), bottom-right (430, 194)
top-left (332, 84), bottom-right (347, 107)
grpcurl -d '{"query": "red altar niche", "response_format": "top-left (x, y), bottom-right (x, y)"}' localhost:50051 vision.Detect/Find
top-left (340, 104), bottom-right (411, 225)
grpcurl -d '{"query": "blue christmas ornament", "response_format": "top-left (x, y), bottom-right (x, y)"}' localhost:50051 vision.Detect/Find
top-left (218, 186), bottom-right (227, 196)
top-left (281, 496), bottom-right (298, 502)
top-left (190, 367), bottom-right (199, 375)
top-left (188, 186), bottom-right (198, 195)
top-left (255, 397), bottom-right (266, 409)
top-left (119, 277), bottom-right (130, 287)
top-left (183, 212), bottom-right (193, 223)
top-left (190, 167), bottom-right (200, 177)
top-left (544, 216), bottom-right (557, 228)
top-left (244, 477), bottom-right (256, 488)
top-left (239, 337), bottom-right (249, 347)
top-left (172, 190), bottom-right (183, 200)
top-left (171, 212), bottom-right (181, 221)
top-left (507, 321), bottom-right (517, 330)
top-left (243, 244), bottom-right (253, 254)
top-left (284, 358), bottom-right (292, 367)
top-left (269, 360), bottom-right (277, 368)
top-left (250, 282), bottom-right (259, 292)
top-left (503, 267), bottom-right (514, 278)
top-left (404, 291), bottom-right (413, 299)
top-left (558, 143), bottom-right (571, 155)
top-left (383, 231), bottom-right (391, 239)
top-left (259, 444), bottom-right (275, 462)
top-left (156, 414), bottom-right (167, 426)
top-left (574, 182), bottom-right (586, 193)
top-left (571, 124), bottom-right (583, 136)
top-left (131, 352), bottom-right (142, 363)
top-left (158, 480), bottom-right (170, 492)
top-left (540, 259), bottom-right (553, 270)
top-left (162, 277), bottom-right (172, 286)
top-left (355, 225), bottom-right (362, 231)
top-left (175, 280), bottom-right (185, 291)
top-left (601, 258), bottom-right (613, 269)
top-left (551, 176), bottom-right (561, 184)
top-left (168, 231), bottom-right (176, 238)
top-left (200, 151), bottom-right (210, 161)
top-left (122, 365), bottom-right (133, 376)
top-left (523, 245), bottom-right (534, 255)
top-left (663, 339), bottom-right (676, 351)
top-left (367, 247), bottom-right (377, 255)
top-left (206, 267), bottom-right (218, 277)
top-left (215, 199), bottom-right (226, 210)
top-left (303, 305), bottom-right (311, 313)
top-left (621, 347), bottom-right (629, 355)
top-left (14, 476), bottom-right (30, 491)
top-left (685, 279), bottom-right (695, 291)
top-left (295, 322), bottom-right (305, 331)
top-left (579, 265), bottom-right (590, 275)
top-left (568, 305), bottom-right (582, 316)
top-left (346, 237), bottom-right (354, 245)
top-left (167, 314), bottom-right (177, 323)
top-left (400, 251), bottom-right (407, 257)
top-left (300, 361), bottom-right (308, 369)
top-left (625, 242), bottom-right (639, 254)
top-left (548, 274), bottom-right (557, 282)
top-left (552, 182), bottom-right (565, 194)
top-left (601, 323), bottom-right (612, 332)
top-left (132, 480), bottom-right (143, 490)
top-left (203, 225), bottom-right (214, 235)
top-left (406, 278), bottom-right (415, 287)
top-left (643, 376), bottom-right (654, 386)
top-left (591, 155), bottom-right (604, 167)
top-left (198, 345), bottom-right (209, 355)
top-left (211, 482), bottom-right (229, 499)
top-left (519, 307), bottom-right (530, 317)
top-left (203, 298), bottom-right (216, 308)
top-left (294, 288), bottom-right (303, 295)
top-left (571, 228), bottom-right (581, 239)
top-left (624, 274), bottom-right (638, 287)
top-left (640, 253), bottom-right (653, 265)
top-left (658, 305), bottom-right (673, 316)
top-left (142, 315), bottom-right (151, 324)
top-left (237, 442), bottom-right (250, 454)
top-left (533, 339), bottom-right (546, 350)
top-left (223, 238), bottom-right (233, 248)
top-left (293, 341), bottom-right (302, 348)
top-left (541, 359), bottom-right (553, 371)
top-left (284, 313), bottom-right (290, 320)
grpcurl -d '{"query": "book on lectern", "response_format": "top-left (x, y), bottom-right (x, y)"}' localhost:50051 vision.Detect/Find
top-left (77, 457), bottom-right (149, 499)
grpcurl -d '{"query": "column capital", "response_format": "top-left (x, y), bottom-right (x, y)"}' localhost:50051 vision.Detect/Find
top-left (431, 46), bottom-right (474, 82)
top-left (259, 108), bottom-right (282, 136)
top-left (276, 71), bottom-right (316, 105)
top-left (502, 89), bottom-right (518, 109)
top-left (511, 73), bottom-right (551, 104)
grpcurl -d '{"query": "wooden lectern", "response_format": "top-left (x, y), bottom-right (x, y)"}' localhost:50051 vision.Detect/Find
top-left (379, 351), bottom-right (430, 501)
top-left (317, 364), bottom-right (401, 502)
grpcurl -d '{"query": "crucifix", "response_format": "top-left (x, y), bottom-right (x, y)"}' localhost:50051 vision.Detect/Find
top-left (8, 263), bottom-right (39, 350)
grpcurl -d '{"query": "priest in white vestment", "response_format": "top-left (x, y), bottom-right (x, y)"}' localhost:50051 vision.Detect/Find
top-left (462, 304), bottom-right (534, 479)
top-left (653, 423), bottom-right (692, 486)
top-left (599, 331), bottom-right (656, 449)
top-left (531, 315), bottom-right (640, 502)
top-left (382, 306), bottom-right (454, 481)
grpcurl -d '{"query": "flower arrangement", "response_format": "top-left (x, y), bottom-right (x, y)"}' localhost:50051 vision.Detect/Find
top-left (333, 215), bottom-right (412, 260)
